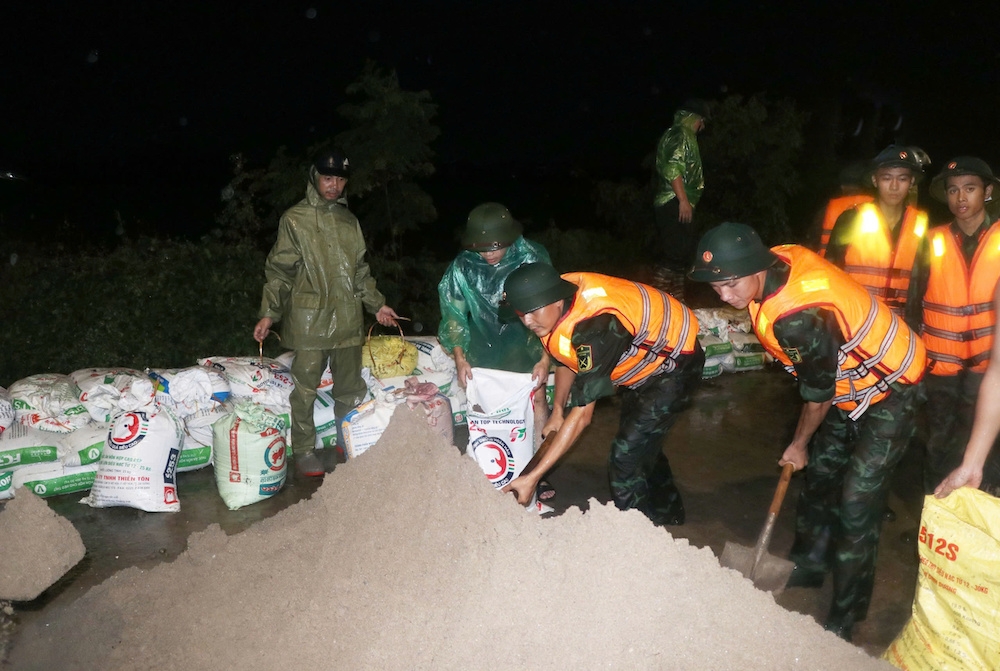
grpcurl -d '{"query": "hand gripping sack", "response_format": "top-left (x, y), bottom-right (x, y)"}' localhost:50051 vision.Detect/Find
top-left (884, 489), bottom-right (1000, 670)
top-left (212, 401), bottom-right (287, 510)
top-left (466, 368), bottom-right (536, 492)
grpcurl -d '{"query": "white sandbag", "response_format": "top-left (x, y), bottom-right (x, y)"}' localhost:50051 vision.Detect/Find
top-left (82, 379), bottom-right (184, 513)
top-left (698, 334), bottom-right (735, 378)
top-left (406, 336), bottom-right (459, 374)
top-left (197, 355), bottom-right (293, 407)
top-left (9, 374), bottom-right (92, 433)
top-left (12, 461), bottom-right (99, 498)
top-left (0, 424), bottom-right (63, 471)
top-left (178, 402), bottom-right (230, 472)
top-left (342, 397), bottom-right (401, 459)
top-left (212, 401), bottom-right (288, 510)
top-left (147, 366), bottom-right (231, 418)
top-left (466, 368), bottom-right (536, 491)
top-left (59, 422), bottom-right (109, 467)
top-left (0, 387), bottom-right (16, 436)
top-left (70, 367), bottom-right (145, 423)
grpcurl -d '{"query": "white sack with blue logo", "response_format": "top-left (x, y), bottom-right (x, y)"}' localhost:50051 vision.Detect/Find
top-left (466, 368), bottom-right (536, 497)
top-left (82, 378), bottom-right (183, 513)
top-left (212, 400), bottom-right (287, 510)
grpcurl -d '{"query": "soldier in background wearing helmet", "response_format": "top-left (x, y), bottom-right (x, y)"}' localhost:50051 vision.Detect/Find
top-left (499, 262), bottom-right (704, 526)
top-left (814, 161), bottom-right (873, 257)
top-left (688, 223), bottom-right (926, 641)
top-left (824, 145), bottom-right (930, 329)
top-left (437, 203), bottom-right (556, 500)
top-left (254, 150), bottom-right (401, 477)
top-left (652, 98), bottom-right (711, 300)
top-left (908, 157), bottom-right (1000, 497)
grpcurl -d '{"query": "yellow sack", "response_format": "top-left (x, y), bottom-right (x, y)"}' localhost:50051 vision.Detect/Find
top-left (362, 334), bottom-right (418, 380)
top-left (884, 489), bottom-right (1000, 670)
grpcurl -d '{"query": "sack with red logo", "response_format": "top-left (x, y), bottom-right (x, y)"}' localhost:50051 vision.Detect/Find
top-left (466, 368), bottom-right (537, 505)
top-left (212, 400), bottom-right (287, 510)
top-left (82, 378), bottom-right (184, 513)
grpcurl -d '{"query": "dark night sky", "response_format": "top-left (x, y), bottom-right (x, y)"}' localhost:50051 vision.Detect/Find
top-left (4, 1), bottom-right (1000, 236)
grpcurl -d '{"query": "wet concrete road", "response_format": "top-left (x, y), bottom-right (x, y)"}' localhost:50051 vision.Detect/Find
top-left (2, 366), bottom-right (923, 664)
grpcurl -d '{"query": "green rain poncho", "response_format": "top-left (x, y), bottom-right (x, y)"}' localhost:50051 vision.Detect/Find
top-left (654, 109), bottom-right (705, 208)
top-left (258, 168), bottom-right (385, 351)
top-left (437, 236), bottom-right (551, 373)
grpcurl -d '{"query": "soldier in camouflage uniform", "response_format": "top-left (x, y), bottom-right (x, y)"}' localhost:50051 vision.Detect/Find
top-left (689, 223), bottom-right (926, 642)
top-left (498, 263), bottom-right (704, 526)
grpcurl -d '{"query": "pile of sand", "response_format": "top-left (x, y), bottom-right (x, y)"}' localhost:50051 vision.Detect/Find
top-left (0, 491), bottom-right (85, 602)
top-left (6, 407), bottom-right (892, 670)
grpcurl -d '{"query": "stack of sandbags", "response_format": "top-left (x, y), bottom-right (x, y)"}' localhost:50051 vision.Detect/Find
top-left (147, 366), bottom-right (232, 471)
top-left (3, 377), bottom-right (103, 499)
top-left (198, 356), bottom-right (293, 434)
top-left (693, 308), bottom-right (770, 377)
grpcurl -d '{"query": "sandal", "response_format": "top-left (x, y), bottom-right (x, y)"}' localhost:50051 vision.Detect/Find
top-left (537, 479), bottom-right (556, 502)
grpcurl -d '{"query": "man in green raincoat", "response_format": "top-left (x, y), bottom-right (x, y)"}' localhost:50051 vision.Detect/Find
top-left (254, 150), bottom-right (400, 477)
top-left (653, 99), bottom-right (710, 299)
top-left (437, 202), bottom-right (555, 499)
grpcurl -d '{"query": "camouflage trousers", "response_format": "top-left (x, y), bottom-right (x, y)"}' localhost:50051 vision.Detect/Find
top-left (789, 382), bottom-right (922, 624)
top-left (289, 346), bottom-right (366, 455)
top-left (608, 346), bottom-right (704, 526)
top-left (923, 371), bottom-right (1000, 496)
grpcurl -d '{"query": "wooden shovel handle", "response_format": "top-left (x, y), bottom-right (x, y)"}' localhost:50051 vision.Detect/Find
top-left (769, 462), bottom-right (796, 516)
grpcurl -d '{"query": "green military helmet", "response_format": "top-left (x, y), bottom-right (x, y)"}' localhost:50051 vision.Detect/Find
top-left (869, 144), bottom-right (925, 183)
top-left (929, 156), bottom-right (1000, 202)
top-left (462, 202), bottom-right (523, 251)
top-left (500, 262), bottom-right (576, 319)
top-left (687, 222), bottom-right (779, 282)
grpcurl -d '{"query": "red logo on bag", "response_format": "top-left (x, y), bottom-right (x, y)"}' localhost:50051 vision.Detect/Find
top-left (163, 486), bottom-right (178, 505)
top-left (265, 437), bottom-right (287, 471)
top-left (229, 472), bottom-right (242, 483)
top-left (470, 435), bottom-right (515, 486)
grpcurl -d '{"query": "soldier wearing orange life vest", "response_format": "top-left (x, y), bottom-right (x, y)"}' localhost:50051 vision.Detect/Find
top-left (689, 223), bottom-right (926, 642)
top-left (909, 157), bottom-right (1000, 495)
top-left (498, 263), bottom-right (704, 526)
top-left (825, 145), bottom-right (929, 326)
top-left (815, 161), bottom-right (873, 257)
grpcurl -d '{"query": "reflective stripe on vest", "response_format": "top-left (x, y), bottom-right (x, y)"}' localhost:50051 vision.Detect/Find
top-left (921, 221), bottom-right (1000, 375)
top-left (750, 245), bottom-right (926, 420)
top-left (818, 193), bottom-right (874, 257)
top-left (543, 272), bottom-right (700, 389)
top-left (841, 203), bottom-right (927, 314)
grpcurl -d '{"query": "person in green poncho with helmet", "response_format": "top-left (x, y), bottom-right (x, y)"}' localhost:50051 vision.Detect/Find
top-left (438, 202), bottom-right (556, 500)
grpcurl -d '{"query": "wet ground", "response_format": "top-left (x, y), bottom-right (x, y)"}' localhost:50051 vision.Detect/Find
top-left (0, 364), bottom-right (925, 666)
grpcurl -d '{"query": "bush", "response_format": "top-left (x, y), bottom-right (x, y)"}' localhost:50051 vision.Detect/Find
top-left (0, 237), bottom-right (267, 386)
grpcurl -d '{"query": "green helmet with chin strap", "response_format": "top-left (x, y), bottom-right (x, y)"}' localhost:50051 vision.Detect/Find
top-left (687, 222), bottom-right (779, 282)
top-left (499, 262), bottom-right (576, 320)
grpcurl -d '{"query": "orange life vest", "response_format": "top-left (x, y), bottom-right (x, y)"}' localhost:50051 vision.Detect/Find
top-left (749, 245), bottom-right (926, 420)
top-left (818, 193), bottom-right (874, 257)
top-left (922, 221), bottom-right (1000, 375)
top-left (542, 272), bottom-right (700, 389)
top-left (840, 202), bottom-right (927, 315)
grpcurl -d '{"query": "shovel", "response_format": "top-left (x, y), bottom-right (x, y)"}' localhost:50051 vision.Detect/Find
top-left (720, 462), bottom-right (796, 593)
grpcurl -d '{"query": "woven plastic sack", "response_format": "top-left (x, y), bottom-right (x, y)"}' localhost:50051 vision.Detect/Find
top-left (884, 489), bottom-right (1000, 670)
top-left (362, 324), bottom-right (418, 380)
top-left (212, 400), bottom-right (287, 510)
